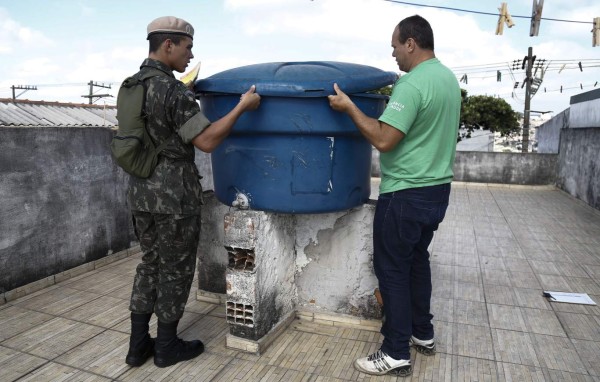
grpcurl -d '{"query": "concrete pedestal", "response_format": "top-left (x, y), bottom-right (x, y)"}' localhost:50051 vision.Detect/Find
top-left (222, 210), bottom-right (297, 352)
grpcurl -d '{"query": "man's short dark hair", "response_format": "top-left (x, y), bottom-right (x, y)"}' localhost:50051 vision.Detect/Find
top-left (148, 33), bottom-right (185, 53)
top-left (397, 15), bottom-right (434, 51)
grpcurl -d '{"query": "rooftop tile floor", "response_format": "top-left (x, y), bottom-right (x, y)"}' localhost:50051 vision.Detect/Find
top-left (1, 183), bottom-right (599, 381)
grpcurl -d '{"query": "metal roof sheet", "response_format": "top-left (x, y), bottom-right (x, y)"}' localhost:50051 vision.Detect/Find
top-left (0, 99), bottom-right (117, 127)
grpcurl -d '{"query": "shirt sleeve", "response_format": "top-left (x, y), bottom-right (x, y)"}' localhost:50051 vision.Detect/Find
top-left (378, 81), bottom-right (421, 135)
top-left (168, 84), bottom-right (212, 143)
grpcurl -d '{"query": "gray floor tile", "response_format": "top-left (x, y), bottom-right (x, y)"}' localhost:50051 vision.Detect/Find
top-left (521, 307), bottom-right (567, 337)
top-left (451, 355), bottom-right (499, 382)
top-left (55, 329), bottom-right (130, 378)
top-left (497, 362), bottom-right (546, 382)
top-left (454, 300), bottom-right (488, 327)
top-left (431, 263), bottom-right (454, 281)
top-left (454, 281), bottom-right (484, 303)
top-left (556, 312), bottom-right (600, 341)
top-left (483, 269), bottom-right (513, 286)
top-left (538, 274), bottom-right (572, 291)
top-left (410, 352), bottom-right (453, 382)
top-left (529, 260), bottom-right (562, 275)
top-left (430, 250), bottom-right (455, 266)
top-left (454, 253), bottom-right (479, 268)
top-left (0, 305), bottom-right (54, 342)
top-left (510, 271), bottom-right (543, 289)
top-left (484, 285), bottom-right (517, 305)
top-left (13, 286), bottom-right (102, 316)
top-left (432, 278), bottom-right (454, 299)
top-left (2, 317), bottom-right (105, 360)
top-left (431, 297), bottom-right (453, 323)
top-left (0, 345), bottom-right (48, 381)
top-left (492, 329), bottom-right (540, 367)
top-left (432, 319), bottom-right (453, 354)
top-left (566, 276), bottom-right (600, 295)
top-left (514, 288), bottom-right (552, 310)
top-left (480, 256), bottom-right (506, 271)
top-left (454, 266), bottom-right (481, 284)
top-left (488, 304), bottom-right (527, 331)
top-left (452, 324), bottom-right (495, 360)
top-left (61, 295), bottom-right (130, 328)
top-left (532, 333), bottom-right (588, 374)
top-left (503, 258), bottom-right (533, 272)
top-left (542, 369), bottom-right (596, 382)
top-left (18, 362), bottom-right (113, 381)
top-left (557, 262), bottom-right (590, 278)
top-left (571, 339), bottom-right (600, 377)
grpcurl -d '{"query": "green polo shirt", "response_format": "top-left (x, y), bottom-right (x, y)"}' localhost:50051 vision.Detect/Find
top-left (378, 58), bottom-right (461, 194)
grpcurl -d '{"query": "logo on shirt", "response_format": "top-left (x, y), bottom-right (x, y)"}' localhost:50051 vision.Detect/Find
top-left (388, 101), bottom-right (405, 112)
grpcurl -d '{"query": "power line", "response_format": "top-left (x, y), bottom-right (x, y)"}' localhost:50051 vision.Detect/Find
top-left (382, 0), bottom-right (593, 24)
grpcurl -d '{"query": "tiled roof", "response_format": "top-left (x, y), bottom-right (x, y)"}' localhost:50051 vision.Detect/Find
top-left (0, 98), bottom-right (117, 127)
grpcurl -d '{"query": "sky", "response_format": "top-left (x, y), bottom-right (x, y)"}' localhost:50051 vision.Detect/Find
top-left (0, 0), bottom-right (598, 116)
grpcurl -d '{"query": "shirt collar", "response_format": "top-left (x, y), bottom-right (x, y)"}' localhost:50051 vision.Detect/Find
top-left (140, 58), bottom-right (175, 78)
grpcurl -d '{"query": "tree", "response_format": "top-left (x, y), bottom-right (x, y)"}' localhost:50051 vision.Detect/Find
top-left (460, 92), bottom-right (520, 139)
top-left (369, 85), bottom-right (393, 96)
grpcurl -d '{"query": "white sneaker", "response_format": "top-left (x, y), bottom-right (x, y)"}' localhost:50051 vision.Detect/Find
top-left (353, 349), bottom-right (411, 376)
top-left (410, 335), bottom-right (436, 355)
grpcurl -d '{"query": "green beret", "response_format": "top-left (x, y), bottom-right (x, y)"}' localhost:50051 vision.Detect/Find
top-left (147, 16), bottom-right (194, 40)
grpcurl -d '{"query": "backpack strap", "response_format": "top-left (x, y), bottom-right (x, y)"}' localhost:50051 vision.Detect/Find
top-left (134, 70), bottom-right (181, 159)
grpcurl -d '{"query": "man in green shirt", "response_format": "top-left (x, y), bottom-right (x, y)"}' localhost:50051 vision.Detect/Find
top-left (328, 15), bottom-right (460, 376)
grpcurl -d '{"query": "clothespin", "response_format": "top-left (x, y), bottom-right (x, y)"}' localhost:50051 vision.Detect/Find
top-left (496, 3), bottom-right (515, 35)
top-left (530, 0), bottom-right (544, 36)
top-left (580, 83), bottom-right (583, 89)
top-left (514, 81), bottom-right (519, 88)
top-left (497, 70), bottom-right (502, 82)
top-left (593, 17), bottom-right (600, 47)
top-left (579, 62), bottom-right (583, 71)
top-left (460, 74), bottom-right (468, 84)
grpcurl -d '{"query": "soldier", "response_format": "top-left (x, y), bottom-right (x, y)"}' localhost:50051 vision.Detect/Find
top-left (124, 16), bottom-right (260, 368)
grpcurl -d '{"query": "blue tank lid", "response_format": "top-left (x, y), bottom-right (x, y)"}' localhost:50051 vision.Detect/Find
top-left (195, 61), bottom-right (397, 97)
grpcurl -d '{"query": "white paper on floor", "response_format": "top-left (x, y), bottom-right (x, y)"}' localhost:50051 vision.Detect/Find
top-left (543, 291), bottom-right (597, 305)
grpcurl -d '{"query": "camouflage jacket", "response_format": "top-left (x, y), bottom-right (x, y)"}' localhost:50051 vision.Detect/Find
top-left (127, 58), bottom-right (211, 215)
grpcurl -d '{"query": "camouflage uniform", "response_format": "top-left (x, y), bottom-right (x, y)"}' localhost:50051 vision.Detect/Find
top-left (128, 58), bottom-right (211, 323)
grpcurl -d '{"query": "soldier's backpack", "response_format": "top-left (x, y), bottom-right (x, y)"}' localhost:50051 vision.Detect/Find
top-left (111, 71), bottom-right (173, 178)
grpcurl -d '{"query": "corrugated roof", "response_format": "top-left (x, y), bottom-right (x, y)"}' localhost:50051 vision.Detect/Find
top-left (0, 98), bottom-right (117, 127)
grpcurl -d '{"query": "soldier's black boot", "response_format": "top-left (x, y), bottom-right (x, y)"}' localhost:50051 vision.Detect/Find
top-left (154, 319), bottom-right (204, 368)
top-left (125, 312), bottom-right (154, 366)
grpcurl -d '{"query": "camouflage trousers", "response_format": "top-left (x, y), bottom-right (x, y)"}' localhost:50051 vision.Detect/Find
top-left (129, 211), bottom-right (200, 323)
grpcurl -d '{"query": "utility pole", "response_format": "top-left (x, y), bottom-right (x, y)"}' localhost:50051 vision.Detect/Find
top-left (11, 85), bottom-right (37, 101)
top-left (81, 81), bottom-right (112, 104)
top-left (522, 47), bottom-right (534, 153)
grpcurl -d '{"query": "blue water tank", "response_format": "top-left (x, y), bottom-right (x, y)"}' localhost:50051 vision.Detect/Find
top-left (195, 61), bottom-right (397, 213)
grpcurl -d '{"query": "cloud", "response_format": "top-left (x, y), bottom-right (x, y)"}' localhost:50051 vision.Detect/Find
top-left (0, 8), bottom-right (54, 54)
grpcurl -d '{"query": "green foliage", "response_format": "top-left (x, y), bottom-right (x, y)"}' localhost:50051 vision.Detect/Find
top-left (369, 85), bottom-right (393, 96)
top-left (460, 91), bottom-right (520, 138)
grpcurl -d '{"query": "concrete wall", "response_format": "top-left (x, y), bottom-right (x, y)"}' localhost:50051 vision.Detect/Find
top-left (537, 109), bottom-right (568, 154)
top-left (453, 151), bottom-right (557, 185)
top-left (570, 89), bottom-right (600, 128)
top-left (0, 126), bottom-right (135, 293)
top-left (373, 150), bottom-right (557, 185)
top-left (556, 127), bottom-right (600, 210)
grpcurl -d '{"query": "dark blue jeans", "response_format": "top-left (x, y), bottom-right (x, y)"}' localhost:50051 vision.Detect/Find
top-left (374, 183), bottom-right (450, 360)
